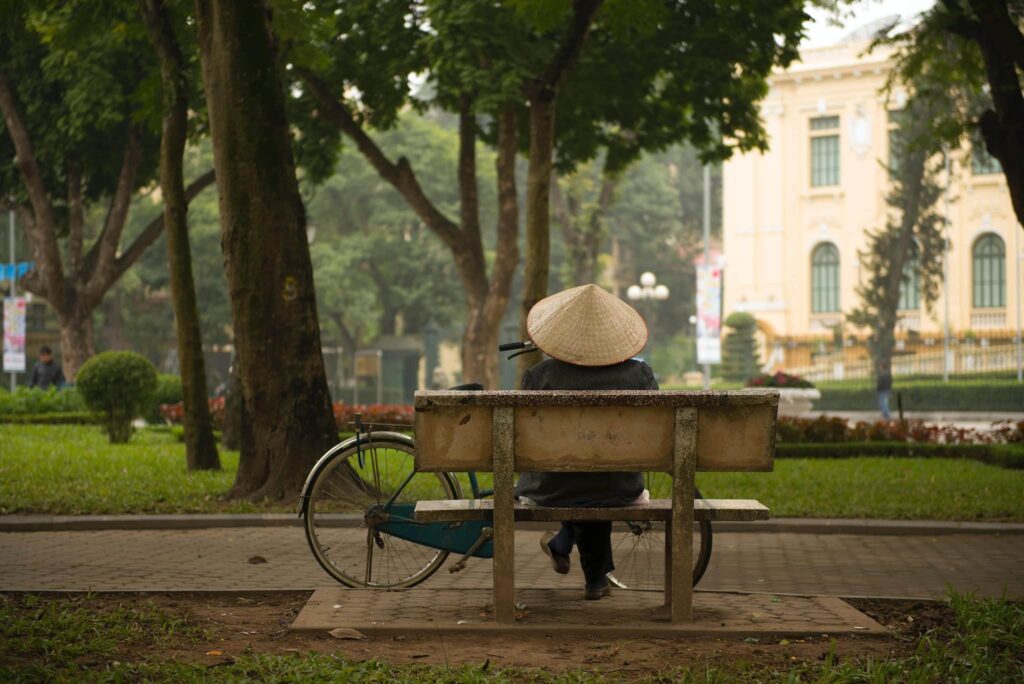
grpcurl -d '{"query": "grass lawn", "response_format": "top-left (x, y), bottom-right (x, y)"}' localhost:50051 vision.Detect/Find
top-left (2, 424), bottom-right (1024, 520)
top-left (0, 425), bottom-right (269, 515)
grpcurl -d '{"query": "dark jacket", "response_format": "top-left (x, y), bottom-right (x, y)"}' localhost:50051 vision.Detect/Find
top-left (514, 357), bottom-right (658, 507)
top-left (29, 360), bottom-right (65, 390)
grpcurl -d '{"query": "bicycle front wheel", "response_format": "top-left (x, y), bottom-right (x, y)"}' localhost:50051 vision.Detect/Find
top-left (606, 475), bottom-right (713, 591)
top-left (303, 433), bottom-right (460, 589)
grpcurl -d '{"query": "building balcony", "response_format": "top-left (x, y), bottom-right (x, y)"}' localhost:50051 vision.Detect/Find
top-left (970, 310), bottom-right (1007, 329)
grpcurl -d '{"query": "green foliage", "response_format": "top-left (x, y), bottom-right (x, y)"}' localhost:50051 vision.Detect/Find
top-left (720, 312), bottom-right (760, 382)
top-left (75, 351), bottom-right (157, 443)
top-left (874, 3), bottom-right (1000, 165)
top-left (791, 592), bottom-right (1024, 683)
top-left (0, 593), bottom-right (205, 682)
top-left (815, 380), bottom-right (1024, 412)
top-left (0, 411), bottom-right (98, 425)
top-left (0, 2), bottom-right (160, 209)
top-left (0, 387), bottom-right (84, 415)
top-left (145, 374), bottom-right (183, 424)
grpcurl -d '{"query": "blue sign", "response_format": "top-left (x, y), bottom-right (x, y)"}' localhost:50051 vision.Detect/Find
top-left (0, 262), bottom-right (33, 282)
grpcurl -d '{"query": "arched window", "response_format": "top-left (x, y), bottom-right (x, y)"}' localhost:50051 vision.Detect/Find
top-left (898, 254), bottom-right (920, 310)
top-left (973, 234), bottom-right (1006, 308)
top-left (811, 243), bottom-right (840, 313)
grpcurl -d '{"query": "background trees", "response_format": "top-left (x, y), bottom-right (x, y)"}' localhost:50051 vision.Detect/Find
top-left (0, 3), bottom-right (214, 379)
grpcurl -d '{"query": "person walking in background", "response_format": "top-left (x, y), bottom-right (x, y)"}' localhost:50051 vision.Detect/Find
top-left (28, 345), bottom-right (65, 389)
top-left (876, 359), bottom-right (892, 420)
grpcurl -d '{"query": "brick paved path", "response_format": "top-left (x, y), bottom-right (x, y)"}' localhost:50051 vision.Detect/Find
top-left (2, 527), bottom-right (1021, 598)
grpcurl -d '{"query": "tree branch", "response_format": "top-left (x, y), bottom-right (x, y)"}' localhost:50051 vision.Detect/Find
top-left (299, 69), bottom-right (464, 251)
top-left (89, 132), bottom-right (142, 289)
top-left (0, 70), bottom-right (66, 302)
top-left (458, 96), bottom-right (486, 286)
top-left (486, 109), bottom-right (520, 302)
top-left (67, 164), bottom-right (85, 277)
top-left (969, 0), bottom-right (1024, 70)
top-left (530, 0), bottom-right (603, 98)
top-left (939, 0), bottom-right (984, 41)
top-left (102, 169), bottom-right (216, 288)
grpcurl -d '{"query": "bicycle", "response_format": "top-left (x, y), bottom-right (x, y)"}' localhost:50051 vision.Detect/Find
top-left (299, 341), bottom-right (713, 591)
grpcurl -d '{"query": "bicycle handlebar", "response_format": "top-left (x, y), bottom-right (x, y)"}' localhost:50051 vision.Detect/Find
top-left (498, 341), bottom-right (529, 352)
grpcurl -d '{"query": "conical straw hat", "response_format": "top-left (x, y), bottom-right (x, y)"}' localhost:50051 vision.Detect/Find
top-left (527, 284), bottom-right (648, 367)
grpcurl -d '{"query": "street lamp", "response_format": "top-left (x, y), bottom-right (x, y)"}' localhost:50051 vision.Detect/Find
top-left (627, 272), bottom-right (669, 359)
top-left (627, 271), bottom-right (670, 303)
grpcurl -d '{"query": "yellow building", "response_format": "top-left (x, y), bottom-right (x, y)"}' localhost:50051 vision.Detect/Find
top-left (722, 38), bottom-right (1022, 378)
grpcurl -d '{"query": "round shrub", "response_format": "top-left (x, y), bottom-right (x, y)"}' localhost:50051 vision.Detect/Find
top-left (721, 312), bottom-right (761, 382)
top-left (76, 351), bottom-right (157, 443)
top-left (145, 374), bottom-right (184, 423)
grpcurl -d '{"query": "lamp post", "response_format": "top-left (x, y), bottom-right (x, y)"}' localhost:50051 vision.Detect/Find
top-left (627, 271), bottom-right (669, 356)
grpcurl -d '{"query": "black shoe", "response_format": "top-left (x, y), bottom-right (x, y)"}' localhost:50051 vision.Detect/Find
top-left (540, 532), bottom-right (570, 574)
top-left (584, 582), bottom-right (611, 601)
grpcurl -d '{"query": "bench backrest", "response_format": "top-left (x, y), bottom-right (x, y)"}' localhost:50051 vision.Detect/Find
top-left (414, 390), bottom-right (778, 473)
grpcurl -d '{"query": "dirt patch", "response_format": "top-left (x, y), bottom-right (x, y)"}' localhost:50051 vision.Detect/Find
top-left (3, 591), bottom-right (944, 676)
top-left (846, 597), bottom-right (955, 640)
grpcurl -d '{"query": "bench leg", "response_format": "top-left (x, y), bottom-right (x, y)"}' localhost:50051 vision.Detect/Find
top-left (492, 407), bottom-right (516, 624)
top-left (663, 520), bottom-right (672, 607)
top-left (670, 408), bottom-right (697, 623)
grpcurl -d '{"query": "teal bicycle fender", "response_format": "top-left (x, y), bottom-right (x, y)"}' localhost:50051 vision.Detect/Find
top-left (377, 504), bottom-right (494, 558)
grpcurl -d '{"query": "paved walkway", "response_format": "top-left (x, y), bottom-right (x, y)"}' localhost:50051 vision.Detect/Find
top-left (2, 527), bottom-right (1021, 599)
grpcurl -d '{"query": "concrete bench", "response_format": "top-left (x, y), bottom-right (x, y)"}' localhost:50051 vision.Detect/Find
top-left (412, 389), bottom-right (779, 624)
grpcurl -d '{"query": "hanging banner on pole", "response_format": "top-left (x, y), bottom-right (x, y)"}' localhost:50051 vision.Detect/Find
top-left (3, 296), bottom-right (27, 372)
top-left (695, 264), bottom-right (722, 365)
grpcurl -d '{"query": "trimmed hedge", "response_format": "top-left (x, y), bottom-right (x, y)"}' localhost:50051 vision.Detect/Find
top-left (0, 387), bottom-right (85, 415)
top-left (815, 382), bottom-right (1024, 412)
top-left (0, 411), bottom-right (99, 425)
top-left (776, 441), bottom-right (1024, 468)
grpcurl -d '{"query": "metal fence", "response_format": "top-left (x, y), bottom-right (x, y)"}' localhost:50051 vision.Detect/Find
top-left (787, 342), bottom-right (1024, 382)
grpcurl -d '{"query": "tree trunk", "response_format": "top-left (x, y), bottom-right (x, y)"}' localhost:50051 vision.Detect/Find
top-left (141, 0), bottom-right (220, 471)
top-left (195, 0), bottom-right (338, 500)
top-left (220, 357), bottom-right (246, 451)
top-left (518, 94), bottom-right (556, 379)
top-left (57, 305), bottom-right (95, 381)
top-left (516, 1), bottom-right (601, 379)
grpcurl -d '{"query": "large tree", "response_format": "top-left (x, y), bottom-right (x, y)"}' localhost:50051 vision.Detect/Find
top-left (139, 0), bottom-right (219, 471)
top-left (194, 0), bottom-right (338, 499)
top-left (882, 0), bottom-right (1024, 229)
top-left (0, 4), bottom-right (214, 378)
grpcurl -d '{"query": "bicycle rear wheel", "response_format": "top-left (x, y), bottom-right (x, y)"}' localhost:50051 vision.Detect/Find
top-left (303, 433), bottom-right (460, 589)
top-left (606, 474), bottom-right (713, 591)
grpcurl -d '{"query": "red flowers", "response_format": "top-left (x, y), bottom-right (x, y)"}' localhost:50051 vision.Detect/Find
top-left (158, 399), bottom-right (414, 429)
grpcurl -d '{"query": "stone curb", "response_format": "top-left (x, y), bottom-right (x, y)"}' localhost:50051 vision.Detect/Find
top-left (2, 513), bottom-right (1023, 535)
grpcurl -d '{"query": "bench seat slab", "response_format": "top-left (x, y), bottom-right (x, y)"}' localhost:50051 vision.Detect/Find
top-left (413, 498), bottom-right (769, 523)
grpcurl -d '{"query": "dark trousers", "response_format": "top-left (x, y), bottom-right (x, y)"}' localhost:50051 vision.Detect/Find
top-left (550, 521), bottom-right (613, 587)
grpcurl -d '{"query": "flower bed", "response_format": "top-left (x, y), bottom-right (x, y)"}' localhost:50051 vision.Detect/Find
top-left (776, 415), bottom-right (1024, 445)
top-left (158, 400), bottom-right (414, 429)
top-left (747, 371), bottom-right (815, 389)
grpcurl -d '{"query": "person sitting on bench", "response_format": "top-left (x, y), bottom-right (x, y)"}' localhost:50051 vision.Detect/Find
top-left (515, 284), bottom-right (658, 600)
